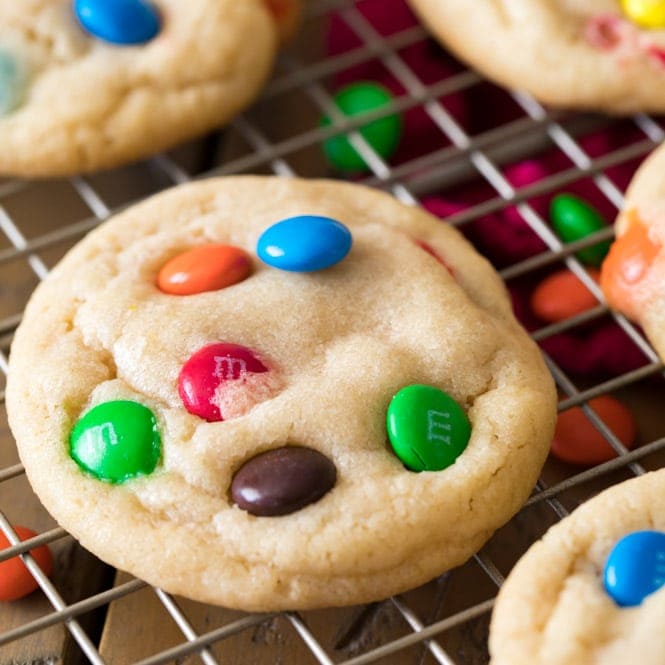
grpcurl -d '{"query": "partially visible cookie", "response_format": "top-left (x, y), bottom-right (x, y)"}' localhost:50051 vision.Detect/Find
top-left (600, 142), bottom-right (665, 359)
top-left (489, 470), bottom-right (665, 665)
top-left (7, 176), bottom-right (556, 610)
top-left (407, 0), bottom-right (665, 113)
top-left (0, 0), bottom-right (299, 177)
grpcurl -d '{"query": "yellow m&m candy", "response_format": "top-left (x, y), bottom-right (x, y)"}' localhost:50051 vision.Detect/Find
top-left (622, 0), bottom-right (665, 29)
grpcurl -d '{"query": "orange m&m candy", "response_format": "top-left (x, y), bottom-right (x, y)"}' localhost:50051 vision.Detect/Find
top-left (0, 525), bottom-right (53, 601)
top-left (157, 244), bottom-right (252, 296)
top-left (551, 395), bottom-right (637, 466)
top-left (262, 0), bottom-right (300, 41)
top-left (531, 269), bottom-right (600, 323)
top-left (600, 214), bottom-right (661, 322)
top-left (264, 0), bottom-right (291, 20)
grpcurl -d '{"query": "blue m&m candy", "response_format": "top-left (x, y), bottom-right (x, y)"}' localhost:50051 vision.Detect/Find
top-left (73, 0), bottom-right (161, 45)
top-left (257, 215), bottom-right (352, 272)
top-left (603, 530), bottom-right (665, 607)
top-left (0, 50), bottom-right (25, 115)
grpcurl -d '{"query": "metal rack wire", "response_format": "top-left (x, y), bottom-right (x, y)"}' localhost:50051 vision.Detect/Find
top-left (1, 0), bottom-right (664, 663)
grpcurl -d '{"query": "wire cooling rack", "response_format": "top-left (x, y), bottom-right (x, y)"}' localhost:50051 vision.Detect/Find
top-left (1, 1), bottom-right (665, 663)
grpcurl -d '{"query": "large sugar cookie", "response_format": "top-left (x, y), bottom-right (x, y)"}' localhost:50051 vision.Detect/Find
top-left (489, 470), bottom-right (665, 665)
top-left (407, 0), bottom-right (665, 113)
top-left (0, 0), bottom-right (299, 176)
top-left (7, 176), bottom-right (556, 610)
top-left (600, 142), bottom-right (665, 359)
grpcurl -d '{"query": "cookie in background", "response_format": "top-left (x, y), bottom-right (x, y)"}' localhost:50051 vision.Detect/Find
top-left (489, 469), bottom-right (665, 665)
top-left (407, 0), bottom-right (665, 113)
top-left (601, 139), bottom-right (665, 362)
top-left (0, 0), bottom-right (300, 177)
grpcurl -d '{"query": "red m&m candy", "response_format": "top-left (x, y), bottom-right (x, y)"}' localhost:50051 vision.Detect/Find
top-left (178, 343), bottom-right (271, 422)
top-left (157, 245), bottom-right (252, 296)
top-left (551, 395), bottom-right (637, 465)
top-left (531, 269), bottom-right (600, 323)
top-left (0, 526), bottom-right (53, 601)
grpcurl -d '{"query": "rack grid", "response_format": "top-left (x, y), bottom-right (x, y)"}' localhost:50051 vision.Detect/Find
top-left (1, 1), bottom-right (664, 663)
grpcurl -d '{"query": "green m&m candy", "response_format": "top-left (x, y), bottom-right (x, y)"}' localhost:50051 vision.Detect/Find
top-left (386, 384), bottom-right (471, 472)
top-left (321, 81), bottom-right (402, 172)
top-left (70, 400), bottom-right (161, 483)
top-left (550, 193), bottom-right (611, 266)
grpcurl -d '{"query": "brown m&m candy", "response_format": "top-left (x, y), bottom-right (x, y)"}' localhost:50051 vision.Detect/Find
top-left (231, 447), bottom-right (337, 517)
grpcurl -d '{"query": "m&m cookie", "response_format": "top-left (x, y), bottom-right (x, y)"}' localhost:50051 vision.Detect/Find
top-left (601, 142), bottom-right (665, 360)
top-left (7, 176), bottom-right (555, 610)
top-left (0, 0), bottom-right (300, 176)
top-left (489, 470), bottom-right (665, 665)
top-left (407, 0), bottom-right (665, 113)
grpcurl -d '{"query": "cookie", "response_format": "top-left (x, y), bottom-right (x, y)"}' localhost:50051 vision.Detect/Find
top-left (489, 470), bottom-right (665, 665)
top-left (6, 176), bottom-right (556, 610)
top-left (600, 142), bottom-right (665, 359)
top-left (0, 0), bottom-right (299, 177)
top-left (406, 0), bottom-right (665, 113)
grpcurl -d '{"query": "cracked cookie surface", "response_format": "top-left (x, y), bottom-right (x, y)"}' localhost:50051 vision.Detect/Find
top-left (489, 470), bottom-right (665, 665)
top-left (407, 0), bottom-right (665, 113)
top-left (0, 0), bottom-right (294, 176)
top-left (7, 176), bottom-right (556, 610)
